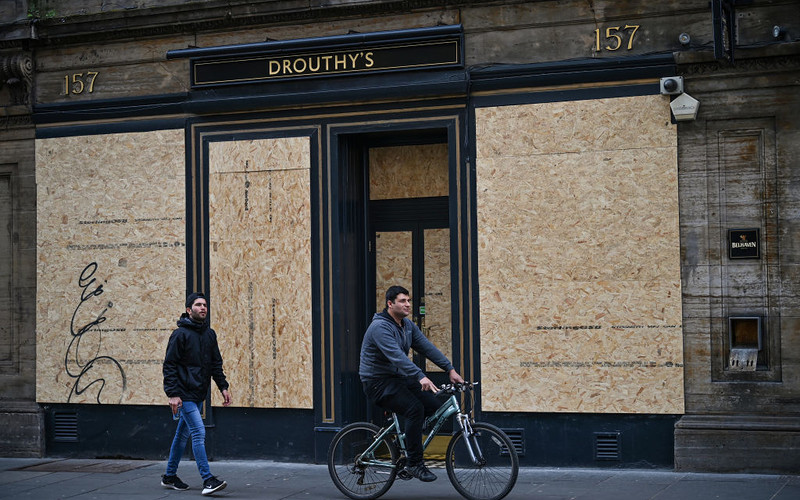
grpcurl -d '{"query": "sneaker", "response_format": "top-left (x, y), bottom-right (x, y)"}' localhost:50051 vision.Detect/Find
top-left (202, 476), bottom-right (227, 496)
top-left (161, 474), bottom-right (189, 490)
top-left (405, 463), bottom-right (437, 482)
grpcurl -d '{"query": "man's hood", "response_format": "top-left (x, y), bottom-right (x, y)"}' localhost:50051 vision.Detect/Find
top-left (177, 312), bottom-right (207, 330)
top-left (373, 309), bottom-right (402, 327)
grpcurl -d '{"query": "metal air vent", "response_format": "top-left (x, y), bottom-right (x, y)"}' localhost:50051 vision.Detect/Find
top-left (594, 432), bottom-right (620, 460)
top-left (501, 428), bottom-right (525, 456)
top-left (53, 411), bottom-right (79, 442)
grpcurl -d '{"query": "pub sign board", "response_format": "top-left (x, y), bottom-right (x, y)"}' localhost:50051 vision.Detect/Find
top-left (180, 26), bottom-right (464, 88)
top-left (728, 228), bottom-right (760, 259)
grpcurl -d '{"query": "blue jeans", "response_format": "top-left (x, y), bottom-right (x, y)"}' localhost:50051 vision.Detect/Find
top-left (165, 401), bottom-right (212, 480)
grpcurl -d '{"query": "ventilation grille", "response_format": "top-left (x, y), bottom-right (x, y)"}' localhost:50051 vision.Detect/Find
top-left (594, 432), bottom-right (620, 460)
top-left (501, 428), bottom-right (525, 456)
top-left (53, 411), bottom-right (79, 442)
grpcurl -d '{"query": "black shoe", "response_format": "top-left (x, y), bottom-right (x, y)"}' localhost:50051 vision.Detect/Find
top-left (202, 476), bottom-right (227, 496)
top-left (405, 463), bottom-right (437, 482)
top-left (161, 474), bottom-right (189, 490)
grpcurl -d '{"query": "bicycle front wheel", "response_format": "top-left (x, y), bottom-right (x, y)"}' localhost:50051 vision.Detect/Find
top-left (445, 422), bottom-right (519, 500)
top-left (328, 422), bottom-right (399, 500)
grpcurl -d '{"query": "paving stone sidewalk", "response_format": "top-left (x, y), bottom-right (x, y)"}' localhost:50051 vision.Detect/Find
top-left (0, 458), bottom-right (798, 499)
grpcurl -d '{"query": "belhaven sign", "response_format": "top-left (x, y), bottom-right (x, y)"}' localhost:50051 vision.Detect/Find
top-left (189, 37), bottom-right (462, 87)
top-left (728, 228), bottom-right (760, 259)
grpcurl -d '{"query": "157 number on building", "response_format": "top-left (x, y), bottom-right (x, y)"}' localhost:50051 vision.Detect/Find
top-left (63, 72), bottom-right (99, 95)
top-left (594, 25), bottom-right (640, 52)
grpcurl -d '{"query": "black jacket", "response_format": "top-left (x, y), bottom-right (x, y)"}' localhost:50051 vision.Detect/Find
top-left (163, 314), bottom-right (229, 403)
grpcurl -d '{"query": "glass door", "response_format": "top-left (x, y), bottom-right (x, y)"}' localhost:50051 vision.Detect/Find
top-left (373, 223), bottom-right (451, 373)
top-left (367, 139), bottom-right (451, 376)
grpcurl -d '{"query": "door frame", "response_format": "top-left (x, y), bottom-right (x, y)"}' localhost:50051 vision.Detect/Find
top-left (322, 113), bottom-right (476, 430)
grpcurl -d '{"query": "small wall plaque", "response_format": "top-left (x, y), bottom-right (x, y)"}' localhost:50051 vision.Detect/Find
top-left (728, 228), bottom-right (760, 259)
top-left (729, 348), bottom-right (758, 371)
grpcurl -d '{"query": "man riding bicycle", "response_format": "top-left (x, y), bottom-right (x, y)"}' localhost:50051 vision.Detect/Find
top-left (359, 285), bottom-right (464, 482)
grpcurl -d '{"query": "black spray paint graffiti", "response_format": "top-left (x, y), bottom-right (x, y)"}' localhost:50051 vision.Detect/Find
top-left (64, 262), bottom-right (127, 404)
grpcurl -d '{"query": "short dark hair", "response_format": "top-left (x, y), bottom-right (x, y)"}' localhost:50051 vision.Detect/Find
top-left (385, 285), bottom-right (409, 305)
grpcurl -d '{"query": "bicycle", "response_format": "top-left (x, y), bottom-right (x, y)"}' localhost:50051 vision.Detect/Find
top-left (327, 382), bottom-right (519, 500)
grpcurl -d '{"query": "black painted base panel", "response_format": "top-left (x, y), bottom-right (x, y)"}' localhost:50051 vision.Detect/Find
top-left (44, 404), bottom-right (676, 468)
top-left (44, 404), bottom-right (314, 462)
top-left (481, 412), bottom-right (678, 468)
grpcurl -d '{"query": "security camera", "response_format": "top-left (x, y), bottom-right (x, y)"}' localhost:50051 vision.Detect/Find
top-left (660, 76), bottom-right (684, 95)
top-left (670, 92), bottom-right (699, 121)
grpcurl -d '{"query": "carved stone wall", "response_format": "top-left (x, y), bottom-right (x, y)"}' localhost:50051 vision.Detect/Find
top-left (674, 49), bottom-right (800, 473)
top-left (0, 115), bottom-right (39, 456)
top-left (0, 42), bottom-right (38, 455)
top-left (0, 52), bottom-right (32, 106)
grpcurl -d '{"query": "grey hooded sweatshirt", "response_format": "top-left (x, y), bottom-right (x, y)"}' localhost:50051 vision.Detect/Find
top-left (359, 310), bottom-right (454, 382)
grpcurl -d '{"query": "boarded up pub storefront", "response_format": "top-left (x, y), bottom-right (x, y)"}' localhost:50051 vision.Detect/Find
top-left (2, 1), bottom-right (799, 472)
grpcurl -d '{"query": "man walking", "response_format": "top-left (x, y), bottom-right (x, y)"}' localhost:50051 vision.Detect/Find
top-left (360, 285), bottom-right (464, 482)
top-left (162, 292), bottom-right (231, 495)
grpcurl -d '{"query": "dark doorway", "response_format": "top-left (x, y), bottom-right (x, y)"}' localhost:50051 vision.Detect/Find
top-left (335, 129), bottom-right (451, 424)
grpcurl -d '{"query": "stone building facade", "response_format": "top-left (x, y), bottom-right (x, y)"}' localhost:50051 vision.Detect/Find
top-left (0, 0), bottom-right (798, 473)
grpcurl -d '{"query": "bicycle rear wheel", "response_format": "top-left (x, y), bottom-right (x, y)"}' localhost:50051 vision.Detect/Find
top-left (328, 422), bottom-right (399, 500)
top-left (445, 422), bottom-right (519, 500)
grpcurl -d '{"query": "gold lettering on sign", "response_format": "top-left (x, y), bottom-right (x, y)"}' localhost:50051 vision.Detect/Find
top-left (62, 71), bottom-right (99, 95)
top-left (265, 51), bottom-right (376, 77)
top-left (594, 25), bottom-right (640, 52)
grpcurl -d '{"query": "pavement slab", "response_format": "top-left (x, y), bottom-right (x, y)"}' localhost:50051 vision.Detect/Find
top-left (0, 458), bottom-right (795, 500)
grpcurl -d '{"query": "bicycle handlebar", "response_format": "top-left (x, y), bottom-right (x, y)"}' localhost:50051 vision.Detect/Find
top-left (439, 381), bottom-right (479, 393)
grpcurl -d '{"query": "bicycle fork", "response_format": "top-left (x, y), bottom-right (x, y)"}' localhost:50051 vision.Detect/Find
top-left (456, 413), bottom-right (487, 466)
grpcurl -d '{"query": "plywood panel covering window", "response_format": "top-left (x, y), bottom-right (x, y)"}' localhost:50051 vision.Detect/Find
top-left (35, 130), bottom-right (186, 405)
top-left (369, 143), bottom-right (448, 200)
top-left (424, 228), bottom-right (451, 372)
top-left (375, 231), bottom-right (413, 311)
top-left (208, 137), bottom-right (312, 409)
top-left (476, 94), bottom-right (684, 414)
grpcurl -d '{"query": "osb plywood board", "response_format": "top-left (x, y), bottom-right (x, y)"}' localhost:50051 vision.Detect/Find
top-left (35, 130), bottom-right (186, 405)
top-left (374, 229), bottom-right (452, 372)
top-left (424, 228), bottom-right (451, 372)
top-left (475, 95), bottom-right (676, 158)
top-left (375, 231), bottom-right (413, 363)
top-left (375, 231), bottom-right (413, 312)
top-left (208, 138), bottom-right (312, 409)
top-left (476, 94), bottom-right (684, 414)
top-left (370, 144), bottom-right (448, 200)
top-left (208, 136), bottom-right (310, 175)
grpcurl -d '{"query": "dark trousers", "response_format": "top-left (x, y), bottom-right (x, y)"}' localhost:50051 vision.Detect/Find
top-left (363, 376), bottom-right (441, 466)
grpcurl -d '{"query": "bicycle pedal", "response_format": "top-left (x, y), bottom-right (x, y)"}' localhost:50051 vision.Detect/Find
top-left (397, 470), bottom-right (413, 480)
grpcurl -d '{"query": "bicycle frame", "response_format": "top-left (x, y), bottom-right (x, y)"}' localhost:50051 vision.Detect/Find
top-left (356, 391), bottom-right (484, 470)
top-left (422, 393), bottom-right (461, 450)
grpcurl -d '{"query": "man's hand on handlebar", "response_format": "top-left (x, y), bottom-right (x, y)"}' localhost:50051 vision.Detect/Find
top-left (420, 370), bottom-right (465, 393)
top-left (419, 376), bottom-right (439, 393)
top-left (448, 369), bottom-right (464, 385)
top-left (439, 381), bottom-right (479, 393)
